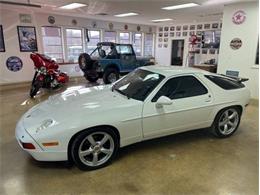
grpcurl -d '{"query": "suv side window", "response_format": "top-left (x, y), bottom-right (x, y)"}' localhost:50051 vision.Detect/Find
top-left (152, 75), bottom-right (208, 102)
top-left (116, 45), bottom-right (133, 55)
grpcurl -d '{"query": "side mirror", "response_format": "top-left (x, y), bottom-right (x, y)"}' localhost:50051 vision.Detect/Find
top-left (156, 96), bottom-right (172, 108)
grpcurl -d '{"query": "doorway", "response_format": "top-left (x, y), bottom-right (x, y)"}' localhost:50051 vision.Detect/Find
top-left (171, 39), bottom-right (185, 66)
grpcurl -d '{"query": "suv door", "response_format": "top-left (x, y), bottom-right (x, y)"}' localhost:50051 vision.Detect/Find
top-left (142, 74), bottom-right (213, 138)
top-left (117, 45), bottom-right (136, 72)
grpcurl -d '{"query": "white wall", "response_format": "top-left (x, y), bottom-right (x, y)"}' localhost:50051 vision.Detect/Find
top-left (0, 7), bottom-right (156, 84)
top-left (218, 2), bottom-right (259, 99)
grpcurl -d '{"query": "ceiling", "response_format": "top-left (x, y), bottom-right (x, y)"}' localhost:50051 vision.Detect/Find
top-left (0, 0), bottom-right (256, 25)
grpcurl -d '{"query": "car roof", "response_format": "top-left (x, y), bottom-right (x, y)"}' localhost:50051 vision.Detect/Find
top-left (140, 65), bottom-right (212, 77)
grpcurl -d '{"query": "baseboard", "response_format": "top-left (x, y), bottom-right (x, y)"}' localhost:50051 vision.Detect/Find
top-left (0, 76), bottom-right (85, 92)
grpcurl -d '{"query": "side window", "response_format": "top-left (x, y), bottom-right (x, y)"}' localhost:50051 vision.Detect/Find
top-left (152, 76), bottom-right (208, 102)
top-left (205, 75), bottom-right (245, 90)
top-left (116, 45), bottom-right (133, 55)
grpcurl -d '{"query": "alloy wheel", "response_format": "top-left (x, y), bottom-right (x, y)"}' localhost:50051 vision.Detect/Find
top-left (218, 108), bottom-right (239, 135)
top-left (78, 132), bottom-right (115, 167)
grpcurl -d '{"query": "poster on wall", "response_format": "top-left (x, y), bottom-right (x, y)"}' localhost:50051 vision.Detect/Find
top-left (19, 14), bottom-right (32, 23)
top-left (212, 23), bottom-right (219, 29)
top-left (197, 24), bottom-right (203, 30)
top-left (0, 25), bottom-right (5, 52)
top-left (183, 25), bottom-right (188, 31)
top-left (232, 10), bottom-right (246, 25)
top-left (17, 26), bottom-right (38, 52)
top-left (6, 56), bottom-right (23, 72)
top-left (230, 38), bottom-right (242, 50)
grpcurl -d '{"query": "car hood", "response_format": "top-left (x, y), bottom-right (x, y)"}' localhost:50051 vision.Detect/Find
top-left (22, 85), bottom-right (139, 133)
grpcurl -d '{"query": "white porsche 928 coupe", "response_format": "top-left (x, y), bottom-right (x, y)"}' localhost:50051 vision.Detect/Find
top-left (16, 66), bottom-right (250, 170)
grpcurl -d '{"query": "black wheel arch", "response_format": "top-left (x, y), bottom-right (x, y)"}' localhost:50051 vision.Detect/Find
top-left (67, 125), bottom-right (120, 163)
top-left (212, 105), bottom-right (243, 127)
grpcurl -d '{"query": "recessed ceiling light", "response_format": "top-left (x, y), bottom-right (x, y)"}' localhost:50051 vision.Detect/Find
top-left (151, 18), bottom-right (173, 22)
top-left (162, 3), bottom-right (199, 10)
top-left (59, 3), bottom-right (87, 9)
top-left (114, 13), bottom-right (138, 17)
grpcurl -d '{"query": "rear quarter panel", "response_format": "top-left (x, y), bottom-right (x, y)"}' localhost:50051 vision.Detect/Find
top-left (199, 74), bottom-right (250, 122)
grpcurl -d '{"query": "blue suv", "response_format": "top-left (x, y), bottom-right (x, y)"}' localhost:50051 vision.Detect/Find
top-left (78, 42), bottom-right (155, 84)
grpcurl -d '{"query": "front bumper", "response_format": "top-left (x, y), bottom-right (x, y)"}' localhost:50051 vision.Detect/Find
top-left (15, 119), bottom-right (67, 161)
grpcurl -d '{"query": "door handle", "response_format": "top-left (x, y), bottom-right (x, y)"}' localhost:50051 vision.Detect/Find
top-left (205, 94), bottom-right (212, 102)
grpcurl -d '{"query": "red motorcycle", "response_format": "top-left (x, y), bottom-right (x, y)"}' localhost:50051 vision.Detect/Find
top-left (30, 53), bottom-right (69, 98)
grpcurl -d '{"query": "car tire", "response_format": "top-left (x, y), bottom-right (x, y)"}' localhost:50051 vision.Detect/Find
top-left (85, 74), bottom-right (99, 83)
top-left (30, 80), bottom-right (41, 98)
top-left (103, 68), bottom-right (119, 84)
top-left (78, 53), bottom-right (91, 70)
top-left (71, 127), bottom-right (119, 171)
top-left (211, 107), bottom-right (241, 138)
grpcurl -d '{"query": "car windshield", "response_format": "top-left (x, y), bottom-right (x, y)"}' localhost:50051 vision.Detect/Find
top-left (112, 69), bottom-right (165, 101)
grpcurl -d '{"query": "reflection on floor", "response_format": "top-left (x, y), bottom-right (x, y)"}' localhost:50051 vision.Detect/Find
top-left (0, 78), bottom-right (258, 194)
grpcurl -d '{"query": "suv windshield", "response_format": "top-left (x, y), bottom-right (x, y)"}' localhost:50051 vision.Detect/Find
top-left (112, 69), bottom-right (165, 101)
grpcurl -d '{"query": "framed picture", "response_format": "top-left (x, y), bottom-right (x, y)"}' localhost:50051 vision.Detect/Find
top-left (158, 43), bottom-right (162, 48)
top-left (170, 32), bottom-right (174, 37)
top-left (164, 43), bottom-right (168, 48)
top-left (189, 31), bottom-right (195, 36)
top-left (190, 25), bottom-right (195, 30)
top-left (202, 49), bottom-right (208, 54)
top-left (164, 38), bottom-right (168, 42)
top-left (158, 38), bottom-right (162, 42)
top-left (159, 27), bottom-right (163, 32)
top-left (164, 32), bottom-right (168, 37)
top-left (209, 49), bottom-right (216, 54)
top-left (182, 32), bottom-right (188, 37)
top-left (176, 26), bottom-right (181, 31)
top-left (164, 27), bottom-right (169, 31)
top-left (212, 23), bottom-right (219, 29)
top-left (204, 24), bottom-right (211, 29)
top-left (196, 31), bottom-right (202, 36)
top-left (17, 26), bottom-right (38, 52)
top-left (0, 25), bottom-right (5, 52)
top-left (195, 49), bottom-right (200, 54)
top-left (176, 32), bottom-right (181, 37)
top-left (183, 25), bottom-right (188, 31)
top-left (170, 26), bottom-right (175, 31)
top-left (158, 33), bottom-right (163, 37)
top-left (197, 24), bottom-right (203, 30)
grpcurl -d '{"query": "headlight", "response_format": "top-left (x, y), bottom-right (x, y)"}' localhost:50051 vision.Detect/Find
top-left (39, 66), bottom-right (47, 74)
top-left (36, 119), bottom-right (54, 132)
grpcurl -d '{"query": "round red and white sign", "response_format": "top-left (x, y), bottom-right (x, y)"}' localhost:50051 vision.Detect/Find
top-left (232, 10), bottom-right (246, 25)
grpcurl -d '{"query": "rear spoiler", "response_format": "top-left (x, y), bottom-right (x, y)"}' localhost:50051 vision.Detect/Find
top-left (220, 74), bottom-right (249, 83)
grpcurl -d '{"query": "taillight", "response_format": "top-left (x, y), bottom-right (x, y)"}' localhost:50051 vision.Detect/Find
top-left (21, 142), bottom-right (36, 149)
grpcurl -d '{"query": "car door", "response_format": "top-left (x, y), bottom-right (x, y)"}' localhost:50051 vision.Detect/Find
top-left (142, 74), bottom-right (214, 138)
top-left (117, 45), bottom-right (137, 72)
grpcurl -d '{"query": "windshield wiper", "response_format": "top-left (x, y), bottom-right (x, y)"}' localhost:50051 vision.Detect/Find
top-left (114, 88), bottom-right (130, 99)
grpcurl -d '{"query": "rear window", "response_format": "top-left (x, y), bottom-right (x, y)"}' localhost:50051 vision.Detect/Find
top-left (205, 75), bottom-right (245, 90)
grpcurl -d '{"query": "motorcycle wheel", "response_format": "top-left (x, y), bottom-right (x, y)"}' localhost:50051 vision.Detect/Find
top-left (30, 81), bottom-right (41, 98)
